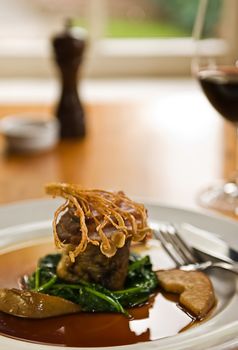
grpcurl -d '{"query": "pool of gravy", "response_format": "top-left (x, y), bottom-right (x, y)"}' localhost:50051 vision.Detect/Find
top-left (0, 241), bottom-right (195, 347)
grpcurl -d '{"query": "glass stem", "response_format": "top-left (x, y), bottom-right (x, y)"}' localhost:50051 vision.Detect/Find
top-left (234, 124), bottom-right (238, 183)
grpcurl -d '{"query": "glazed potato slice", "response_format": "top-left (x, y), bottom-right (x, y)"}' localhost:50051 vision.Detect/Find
top-left (0, 288), bottom-right (81, 318)
top-left (156, 270), bottom-right (215, 318)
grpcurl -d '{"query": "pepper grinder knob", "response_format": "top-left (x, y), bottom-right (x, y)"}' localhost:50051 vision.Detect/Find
top-left (52, 20), bottom-right (87, 139)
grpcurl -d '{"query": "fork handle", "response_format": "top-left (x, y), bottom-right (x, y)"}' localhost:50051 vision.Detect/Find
top-left (212, 261), bottom-right (238, 275)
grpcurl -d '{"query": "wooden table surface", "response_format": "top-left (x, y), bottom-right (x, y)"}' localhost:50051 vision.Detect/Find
top-left (0, 100), bottom-right (236, 219)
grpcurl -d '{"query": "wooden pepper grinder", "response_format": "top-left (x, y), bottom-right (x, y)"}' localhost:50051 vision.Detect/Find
top-left (52, 20), bottom-right (86, 139)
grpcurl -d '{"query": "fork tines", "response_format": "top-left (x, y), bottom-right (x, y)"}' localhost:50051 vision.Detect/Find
top-left (155, 224), bottom-right (197, 267)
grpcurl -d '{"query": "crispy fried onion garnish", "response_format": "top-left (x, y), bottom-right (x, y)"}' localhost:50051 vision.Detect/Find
top-left (45, 183), bottom-right (150, 261)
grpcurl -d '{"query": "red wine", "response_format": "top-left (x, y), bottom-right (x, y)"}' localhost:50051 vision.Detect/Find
top-left (198, 67), bottom-right (238, 123)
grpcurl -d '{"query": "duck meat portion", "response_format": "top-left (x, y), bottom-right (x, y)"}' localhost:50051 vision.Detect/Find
top-left (46, 184), bottom-right (151, 290)
top-left (56, 207), bottom-right (131, 290)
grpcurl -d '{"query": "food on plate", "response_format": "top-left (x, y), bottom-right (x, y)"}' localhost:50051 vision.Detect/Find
top-left (157, 269), bottom-right (215, 318)
top-left (21, 251), bottom-right (158, 317)
top-left (0, 183), bottom-right (215, 324)
top-left (0, 288), bottom-right (80, 318)
top-left (45, 183), bottom-right (151, 290)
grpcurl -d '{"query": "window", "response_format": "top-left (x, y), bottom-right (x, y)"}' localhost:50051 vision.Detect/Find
top-left (0, 0), bottom-right (235, 78)
top-left (105, 0), bottom-right (197, 38)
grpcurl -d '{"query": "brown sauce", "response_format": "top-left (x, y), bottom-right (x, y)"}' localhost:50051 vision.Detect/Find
top-left (0, 241), bottom-right (195, 347)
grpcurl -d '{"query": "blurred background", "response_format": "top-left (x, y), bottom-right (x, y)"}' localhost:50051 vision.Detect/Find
top-left (0, 0), bottom-right (222, 78)
top-left (0, 0), bottom-right (231, 102)
top-left (1, 0), bottom-right (238, 213)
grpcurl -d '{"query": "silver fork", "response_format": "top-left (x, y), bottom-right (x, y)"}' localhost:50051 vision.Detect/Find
top-left (154, 224), bottom-right (238, 275)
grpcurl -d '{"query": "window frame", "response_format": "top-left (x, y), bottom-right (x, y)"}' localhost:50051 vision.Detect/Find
top-left (0, 0), bottom-right (236, 78)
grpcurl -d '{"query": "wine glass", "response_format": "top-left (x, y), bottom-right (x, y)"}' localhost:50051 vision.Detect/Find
top-left (192, 0), bottom-right (238, 215)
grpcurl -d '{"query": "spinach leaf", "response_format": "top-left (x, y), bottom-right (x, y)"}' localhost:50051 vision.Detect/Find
top-left (48, 285), bottom-right (80, 304)
top-left (126, 255), bottom-right (158, 291)
top-left (114, 255), bottom-right (158, 307)
top-left (27, 254), bottom-right (61, 291)
top-left (38, 253), bottom-right (61, 273)
top-left (26, 252), bottom-right (158, 316)
top-left (49, 282), bottom-right (128, 315)
top-left (113, 286), bottom-right (149, 307)
top-left (79, 283), bottom-right (128, 315)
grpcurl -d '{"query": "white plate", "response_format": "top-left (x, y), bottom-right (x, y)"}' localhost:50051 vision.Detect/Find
top-left (0, 199), bottom-right (238, 350)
